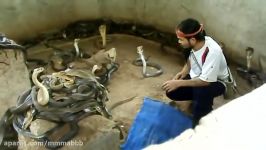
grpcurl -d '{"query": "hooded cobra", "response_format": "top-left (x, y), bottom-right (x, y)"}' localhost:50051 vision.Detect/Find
top-left (32, 67), bottom-right (49, 105)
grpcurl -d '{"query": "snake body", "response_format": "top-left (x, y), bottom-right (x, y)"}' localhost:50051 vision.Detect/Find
top-left (73, 38), bottom-right (80, 57)
top-left (108, 95), bottom-right (137, 112)
top-left (137, 47), bottom-right (147, 75)
top-left (32, 67), bottom-right (49, 105)
top-left (99, 25), bottom-right (106, 48)
top-left (49, 76), bottom-right (64, 90)
top-left (52, 72), bottom-right (75, 88)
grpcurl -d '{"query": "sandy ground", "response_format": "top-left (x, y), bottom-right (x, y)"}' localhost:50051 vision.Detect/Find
top-left (0, 50), bottom-right (31, 117)
top-left (1, 34), bottom-right (253, 138)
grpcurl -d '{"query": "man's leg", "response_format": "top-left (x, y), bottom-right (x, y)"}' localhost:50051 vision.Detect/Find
top-left (165, 75), bottom-right (193, 115)
top-left (192, 81), bottom-right (225, 126)
top-left (166, 86), bottom-right (193, 117)
top-left (166, 86), bottom-right (193, 101)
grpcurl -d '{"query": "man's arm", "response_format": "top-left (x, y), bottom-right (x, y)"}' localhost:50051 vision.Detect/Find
top-left (181, 62), bottom-right (190, 75)
top-left (162, 78), bottom-right (209, 92)
top-left (173, 60), bottom-right (191, 80)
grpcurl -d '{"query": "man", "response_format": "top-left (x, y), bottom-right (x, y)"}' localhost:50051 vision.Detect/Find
top-left (162, 18), bottom-right (228, 126)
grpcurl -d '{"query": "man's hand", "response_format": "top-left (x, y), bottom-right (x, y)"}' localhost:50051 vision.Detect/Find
top-left (162, 80), bottom-right (183, 92)
top-left (173, 72), bottom-right (183, 80)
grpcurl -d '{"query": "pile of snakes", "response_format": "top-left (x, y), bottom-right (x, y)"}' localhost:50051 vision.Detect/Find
top-left (0, 65), bottom-right (118, 149)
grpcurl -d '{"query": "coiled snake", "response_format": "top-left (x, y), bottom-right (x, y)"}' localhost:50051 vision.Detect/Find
top-left (133, 46), bottom-right (163, 77)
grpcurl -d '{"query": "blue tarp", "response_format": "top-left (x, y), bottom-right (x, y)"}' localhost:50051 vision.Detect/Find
top-left (121, 97), bottom-right (192, 150)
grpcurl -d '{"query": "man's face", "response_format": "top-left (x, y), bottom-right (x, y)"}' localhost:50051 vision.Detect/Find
top-left (175, 30), bottom-right (195, 49)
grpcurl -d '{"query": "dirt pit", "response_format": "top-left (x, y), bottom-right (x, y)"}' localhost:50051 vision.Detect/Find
top-left (3, 34), bottom-right (252, 139)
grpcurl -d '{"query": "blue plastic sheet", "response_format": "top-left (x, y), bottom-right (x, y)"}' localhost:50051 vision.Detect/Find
top-left (121, 97), bottom-right (192, 150)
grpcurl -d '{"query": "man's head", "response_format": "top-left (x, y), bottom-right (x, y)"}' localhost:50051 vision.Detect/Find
top-left (176, 18), bottom-right (205, 49)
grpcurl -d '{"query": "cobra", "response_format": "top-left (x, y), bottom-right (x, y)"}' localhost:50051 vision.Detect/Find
top-left (32, 67), bottom-right (49, 105)
top-left (133, 46), bottom-right (163, 78)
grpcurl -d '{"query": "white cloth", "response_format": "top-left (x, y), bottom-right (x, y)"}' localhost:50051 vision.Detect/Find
top-left (189, 36), bottom-right (228, 82)
top-left (144, 84), bottom-right (266, 150)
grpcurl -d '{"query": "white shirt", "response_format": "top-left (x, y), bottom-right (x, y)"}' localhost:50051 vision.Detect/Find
top-left (189, 36), bottom-right (229, 82)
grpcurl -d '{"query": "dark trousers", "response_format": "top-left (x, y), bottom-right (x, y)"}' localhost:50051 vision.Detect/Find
top-left (166, 75), bottom-right (225, 127)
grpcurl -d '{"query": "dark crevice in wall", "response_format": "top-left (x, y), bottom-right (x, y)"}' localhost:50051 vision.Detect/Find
top-left (21, 19), bottom-right (181, 52)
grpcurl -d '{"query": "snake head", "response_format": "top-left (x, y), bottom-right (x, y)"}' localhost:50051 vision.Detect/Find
top-left (92, 65), bottom-right (102, 75)
top-left (107, 48), bottom-right (116, 62)
top-left (74, 38), bottom-right (80, 43)
top-left (137, 46), bottom-right (143, 54)
top-left (99, 25), bottom-right (106, 34)
top-left (246, 47), bottom-right (254, 57)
